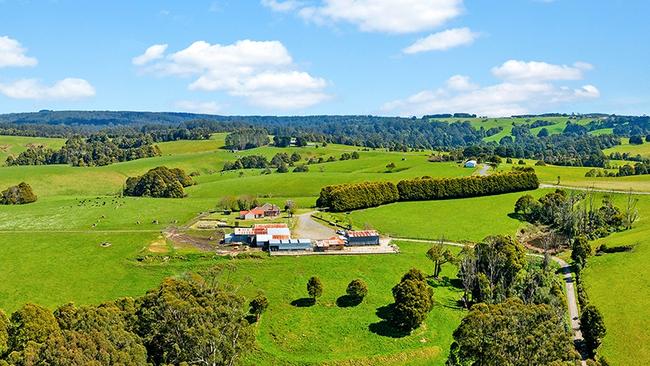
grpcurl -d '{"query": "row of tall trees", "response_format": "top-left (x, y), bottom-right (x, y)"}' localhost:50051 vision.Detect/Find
top-left (318, 172), bottom-right (539, 212)
top-left (123, 167), bottom-right (194, 198)
top-left (0, 270), bottom-right (257, 366)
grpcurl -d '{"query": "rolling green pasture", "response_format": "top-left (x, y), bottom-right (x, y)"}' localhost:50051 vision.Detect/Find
top-left (604, 137), bottom-right (650, 158)
top-left (0, 135), bottom-right (66, 161)
top-left (1, 133), bottom-right (650, 365)
top-left (581, 195), bottom-right (650, 366)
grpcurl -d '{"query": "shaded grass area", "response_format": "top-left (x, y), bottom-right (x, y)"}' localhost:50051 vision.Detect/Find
top-left (582, 195), bottom-right (650, 366)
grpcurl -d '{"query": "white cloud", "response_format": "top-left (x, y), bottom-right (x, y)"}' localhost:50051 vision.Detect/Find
top-left (0, 35), bottom-right (38, 68)
top-left (174, 100), bottom-right (222, 114)
top-left (446, 74), bottom-right (478, 91)
top-left (132, 44), bottom-right (168, 65)
top-left (382, 60), bottom-right (599, 117)
top-left (261, 0), bottom-right (303, 12)
top-left (403, 27), bottom-right (478, 54)
top-left (0, 78), bottom-right (96, 100)
top-left (135, 40), bottom-right (330, 110)
top-left (266, 0), bottom-right (464, 34)
top-left (491, 60), bottom-right (591, 82)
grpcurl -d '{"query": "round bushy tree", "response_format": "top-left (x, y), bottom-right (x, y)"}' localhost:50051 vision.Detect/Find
top-left (389, 268), bottom-right (433, 331)
top-left (249, 294), bottom-right (269, 321)
top-left (346, 279), bottom-right (368, 300)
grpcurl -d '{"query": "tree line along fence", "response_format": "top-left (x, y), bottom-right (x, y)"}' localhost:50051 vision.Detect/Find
top-left (317, 171), bottom-right (539, 212)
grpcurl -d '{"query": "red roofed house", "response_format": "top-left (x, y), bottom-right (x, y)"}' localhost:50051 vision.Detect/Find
top-left (238, 203), bottom-right (281, 220)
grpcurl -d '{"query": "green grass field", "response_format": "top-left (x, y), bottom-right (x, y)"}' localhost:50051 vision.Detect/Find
top-left (604, 137), bottom-right (650, 158)
top-left (1, 133), bottom-right (649, 365)
top-left (0, 135), bottom-right (66, 162)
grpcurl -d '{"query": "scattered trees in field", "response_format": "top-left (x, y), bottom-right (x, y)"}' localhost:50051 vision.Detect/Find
top-left (222, 154), bottom-right (269, 171)
top-left (0, 182), bottom-right (37, 205)
top-left (123, 167), bottom-right (193, 198)
top-left (307, 277), bottom-right (323, 302)
top-left (346, 279), bottom-right (368, 301)
top-left (389, 268), bottom-right (433, 331)
top-left (225, 128), bottom-right (269, 150)
top-left (426, 239), bottom-right (455, 279)
top-left (249, 294), bottom-right (269, 322)
top-left (446, 299), bottom-right (575, 366)
top-left (1, 270), bottom-right (255, 366)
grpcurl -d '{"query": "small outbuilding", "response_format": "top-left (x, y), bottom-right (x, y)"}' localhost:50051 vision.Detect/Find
top-left (268, 239), bottom-right (312, 252)
top-left (464, 160), bottom-right (477, 168)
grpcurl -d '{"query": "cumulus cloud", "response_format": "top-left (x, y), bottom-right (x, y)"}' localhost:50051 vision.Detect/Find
top-left (174, 100), bottom-right (223, 114)
top-left (382, 61), bottom-right (600, 117)
top-left (491, 60), bottom-right (592, 82)
top-left (135, 39), bottom-right (330, 110)
top-left (132, 44), bottom-right (168, 65)
top-left (264, 0), bottom-right (463, 34)
top-left (0, 35), bottom-right (38, 68)
top-left (403, 27), bottom-right (478, 53)
top-left (0, 78), bottom-right (96, 100)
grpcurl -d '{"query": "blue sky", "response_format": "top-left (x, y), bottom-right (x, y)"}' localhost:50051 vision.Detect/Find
top-left (0, 0), bottom-right (648, 116)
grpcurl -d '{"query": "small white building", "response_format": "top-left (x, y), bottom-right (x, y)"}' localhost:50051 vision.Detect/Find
top-left (464, 160), bottom-right (477, 168)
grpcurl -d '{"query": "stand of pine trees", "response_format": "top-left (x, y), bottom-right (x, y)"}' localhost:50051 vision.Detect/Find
top-left (318, 172), bottom-right (539, 212)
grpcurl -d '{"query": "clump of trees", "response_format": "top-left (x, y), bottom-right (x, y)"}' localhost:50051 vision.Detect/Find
top-left (222, 155), bottom-right (269, 171)
top-left (317, 171), bottom-right (539, 212)
top-left (316, 181), bottom-right (400, 212)
top-left (225, 128), bottom-right (270, 150)
top-left (389, 269), bottom-right (434, 331)
top-left (123, 167), bottom-right (194, 198)
top-left (6, 134), bottom-right (162, 167)
top-left (1, 182), bottom-right (37, 205)
top-left (447, 299), bottom-right (576, 366)
top-left (514, 189), bottom-right (628, 240)
top-left (0, 270), bottom-right (255, 366)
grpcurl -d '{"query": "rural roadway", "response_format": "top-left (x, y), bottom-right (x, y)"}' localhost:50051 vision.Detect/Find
top-left (396, 237), bottom-right (588, 365)
top-left (540, 183), bottom-right (650, 195)
top-left (294, 212), bottom-right (337, 240)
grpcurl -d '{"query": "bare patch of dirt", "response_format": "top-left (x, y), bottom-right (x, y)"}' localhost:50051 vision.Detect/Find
top-left (0, 145), bottom-right (9, 152)
top-left (516, 225), bottom-right (568, 254)
top-left (147, 236), bottom-right (170, 253)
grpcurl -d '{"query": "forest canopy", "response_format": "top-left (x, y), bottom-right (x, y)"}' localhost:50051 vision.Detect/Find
top-left (123, 167), bottom-right (194, 198)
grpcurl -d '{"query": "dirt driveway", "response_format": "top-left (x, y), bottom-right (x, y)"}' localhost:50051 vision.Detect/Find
top-left (294, 212), bottom-right (337, 240)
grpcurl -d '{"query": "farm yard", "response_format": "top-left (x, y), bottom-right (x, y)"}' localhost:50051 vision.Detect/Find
top-left (0, 126), bottom-right (649, 365)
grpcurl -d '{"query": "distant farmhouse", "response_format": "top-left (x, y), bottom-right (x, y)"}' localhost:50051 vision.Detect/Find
top-left (464, 160), bottom-right (477, 168)
top-left (238, 203), bottom-right (281, 220)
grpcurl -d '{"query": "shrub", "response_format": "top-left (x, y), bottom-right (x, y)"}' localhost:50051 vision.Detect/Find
top-left (0, 182), bottom-right (37, 205)
top-left (124, 167), bottom-right (193, 198)
top-left (346, 279), bottom-right (368, 300)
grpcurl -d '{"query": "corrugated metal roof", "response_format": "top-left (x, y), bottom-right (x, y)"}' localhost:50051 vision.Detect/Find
top-left (347, 230), bottom-right (379, 238)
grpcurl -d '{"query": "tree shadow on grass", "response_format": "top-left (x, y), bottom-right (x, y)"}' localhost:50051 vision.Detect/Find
top-left (291, 298), bottom-right (316, 307)
top-left (508, 212), bottom-right (527, 222)
top-left (336, 295), bottom-right (362, 308)
top-left (368, 304), bottom-right (410, 338)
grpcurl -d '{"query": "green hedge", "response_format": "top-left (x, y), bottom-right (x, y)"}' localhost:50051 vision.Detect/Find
top-left (397, 172), bottom-right (539, 201)
top-left (316, 182), bottom-right (399, 212)
top-left (318, 172), bottom-right (539, 212)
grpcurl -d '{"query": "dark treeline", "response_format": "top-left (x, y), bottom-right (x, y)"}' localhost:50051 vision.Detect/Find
top-left (317, 171), bottom-right (538, 212)
top-left (0, 269), bottom-right (257, 366)
top-left (124, 167), bottom-right (194, 198)
top-left (316, 182), bottom-right (400, 212)
top-left (587, 115), bottom-right (650, 136)
top-left (6, 135), bottom-right (162, 167)
top-left (466, 125), bottom-right (619, 167)
top-left (224, 128), bottom-right (270, 150)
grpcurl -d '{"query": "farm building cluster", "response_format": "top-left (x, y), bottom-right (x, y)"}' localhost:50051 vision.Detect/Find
top-left (224, 224), bottom-right (380, 253)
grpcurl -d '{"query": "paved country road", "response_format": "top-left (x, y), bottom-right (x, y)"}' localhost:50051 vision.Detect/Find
top-left (540, 183), bottom-right (650, 195)
top-left (395, 237), bottom-right (588, 365)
